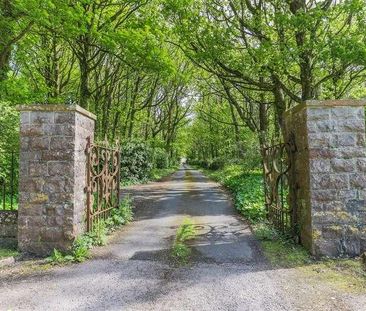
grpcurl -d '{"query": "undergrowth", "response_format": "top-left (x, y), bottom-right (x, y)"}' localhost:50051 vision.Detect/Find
top-left (121, 166), bottom-right (178, 187)
top-left (203, 165), bottom-right (266, 223)
top-left (149, 166), bottom-right (179, 182)
top-left (47, 195), bottom-right (133, 264)
top-left (171, 218), bottom-right (197, 264)
top-left (0, 247), bottom-right (19, 259)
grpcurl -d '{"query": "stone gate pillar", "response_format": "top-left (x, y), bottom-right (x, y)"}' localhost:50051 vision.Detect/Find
top-left (285, 100), bottom-right (366, 257)
top-left (17, 105), bottom-right (96, 255)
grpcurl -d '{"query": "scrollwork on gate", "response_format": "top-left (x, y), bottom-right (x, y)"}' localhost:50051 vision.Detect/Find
top-left (85, 137), bottom-right (120, 231)
top-left (263, 139), bottom-right (296, 236)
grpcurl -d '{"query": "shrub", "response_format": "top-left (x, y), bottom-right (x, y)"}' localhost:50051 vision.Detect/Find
top-left (120, 141), bottom-right (153, 183)
top-left (107, 195), bottom-right (134, 227)
top-left (152, 147), bottom-right (169, 169)
top-left (193, 159), bottom-right (209, 168)
top-left (208, 158), bottom-right (225, 170)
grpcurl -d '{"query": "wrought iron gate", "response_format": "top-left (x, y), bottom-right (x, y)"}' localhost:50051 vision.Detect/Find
top-left (85, 137), bottom-right (120, 232)
top-left (0, 150), bottom-right (19, 245)
top-left (0, 151), bottom-right (18, 211)
top-left (263, 141), bottom-right (297, 237)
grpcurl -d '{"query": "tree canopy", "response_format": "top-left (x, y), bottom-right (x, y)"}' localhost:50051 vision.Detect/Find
top-left (1, 0), bottom-right (366, 167)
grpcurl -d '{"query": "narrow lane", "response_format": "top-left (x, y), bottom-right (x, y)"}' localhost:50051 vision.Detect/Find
top-left (0, 167), bottom-right (357, 311)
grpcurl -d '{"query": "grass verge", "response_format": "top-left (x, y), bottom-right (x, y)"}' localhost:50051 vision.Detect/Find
top-left (121, 166), bottom-right (179, 187)
top-left (0, 247), bottom-right (19, 259)
top-left (150, 166), bottom-right (179, 182)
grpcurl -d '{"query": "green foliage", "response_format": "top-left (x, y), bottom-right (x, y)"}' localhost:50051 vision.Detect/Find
top-left (171, 218), bottom-right (196, 264)
top-left (205, 165), bottom-right (266, 223)
top-left (49, 249), bottom-right (66, 264)
top-left (171, 242), bottom-right (191, 264)
top-left (0, 102), bottom-right (19, 188)
top-left (0, 247), bottom-right (19, 259)
top-left (47, 196), bottom-right (134, 264)
top-left (253, 223), bottom-right (281, 241)
top-left (260, 239), bottom-right (311, 268)
top-left (107, 195), bottom-right (134, 227)
top-left (71, 235), bottom-right (93, 262)
top-left (88, 221), bottom-right (109, 247)
top-left (0, 102), bottom-right (19, 153)
top-left (175, 219), bottom-right (196, 243)
top-left (120, 141), bottom-right (153, 183)
top-left (252, 222), bottom-right (310, 267)
top-left (1, 194), bottom-right (18, 211)
top-left (208, 158), bottom-right (225, 171)
top-left (0, 102), bottom-right (19, 209)
top-left (149, 166), bottom-right (178, 181)
top-left (152, 147), bottom-right (169, 169)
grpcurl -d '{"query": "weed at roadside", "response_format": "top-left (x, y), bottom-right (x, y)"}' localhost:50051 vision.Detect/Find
top-left (47, 196), bottom-right (134, 264)
top-left (171, 218), bottom-right (197, 264)
top-left (0, 247), bottom-right (19, 259)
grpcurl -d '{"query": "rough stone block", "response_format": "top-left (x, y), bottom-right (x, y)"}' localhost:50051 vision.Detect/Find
top-left (335, 148), bottom-right (366, 159)
top-left (42, 150), bottom-right (73, 161)
top-left (331, 107), bottom-right (359, 119)
top-left (312, 190), bottom-right (338, 202)
top-left (30, 112), bottom-right (54, 125)
top-left (54, 112), bottom-right (74, 124)
top-left (332, 134), bottom-right (357, 148)
top-left (310, 174), bottom-right (331, 189)
top-left (43, 177), bottom-right (73, 194)
top-left (50, 137), bottom-right (74, 151)
top-left (307, 120), bottom-right (335, 133)
top-left (20, 177), bottom-right (45, 193)
top-left (48, 162), bottom-right (73, 177)
top-left (330, 174), bottom-right (350, 190)
top-left (349, 174), bottom-right (366, 189)
top-left (43, 124), bottom-right (74, 136)
top-left (307, 108), bottom-right (330, 121)
top-left (308, 148), bottom-right (335, 159)
top-left (20, 112), bottom-right (30, 124)
top-left (357, 133), bottom-right (366, 146)
top-left (29, 162), bottom-right (48, 177)
top-left (331, 159), bottom-right (355, 173)
top-left (29, 137), bottom-right (50, 151)
top-left (335, 119), bottom-right (365, 133)
top-left (20, 124), bottom-right (44, 137)
top-left (308, 133), bottom-right (331, 148)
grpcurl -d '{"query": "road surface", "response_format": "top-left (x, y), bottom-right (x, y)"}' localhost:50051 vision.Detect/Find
top-left (0, 167), bottom-right (364, 310)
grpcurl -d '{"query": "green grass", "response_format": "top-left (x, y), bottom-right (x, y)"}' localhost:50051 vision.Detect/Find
top-left (0, 247), bottom-right (19, 259)
top-left (299, 258), bottom-right (366, 292)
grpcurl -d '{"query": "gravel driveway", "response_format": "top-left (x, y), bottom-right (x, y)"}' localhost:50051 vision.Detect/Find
top-left (0, 167), bottom-right (365, 310)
